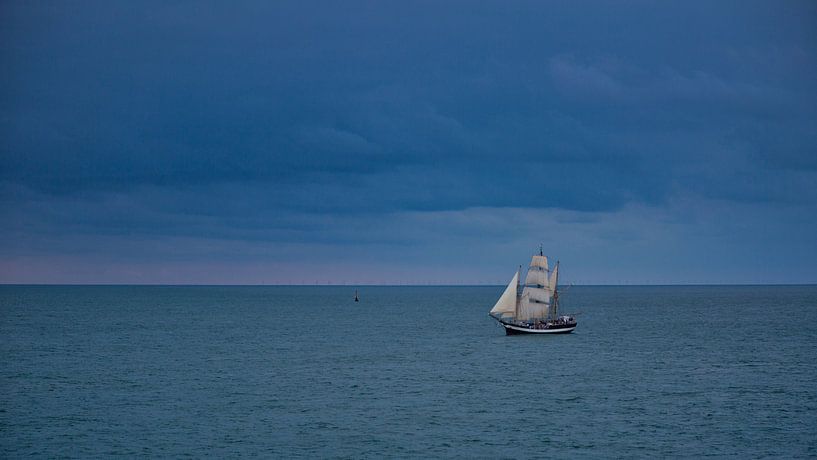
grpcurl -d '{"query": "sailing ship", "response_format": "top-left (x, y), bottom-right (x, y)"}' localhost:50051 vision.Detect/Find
top-left (489, 248), bottom-right (577, 335)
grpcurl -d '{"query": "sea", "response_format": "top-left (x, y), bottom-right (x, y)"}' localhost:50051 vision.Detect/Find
top-left (1, 285), bottom-right (815, 458)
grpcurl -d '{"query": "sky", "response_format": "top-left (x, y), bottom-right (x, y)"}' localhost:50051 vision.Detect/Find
top-left (1, 1), bottom-right (816, 285)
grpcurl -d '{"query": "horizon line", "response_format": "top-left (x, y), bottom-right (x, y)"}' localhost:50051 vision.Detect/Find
top-left (1, 283), bottom-right (816, 287)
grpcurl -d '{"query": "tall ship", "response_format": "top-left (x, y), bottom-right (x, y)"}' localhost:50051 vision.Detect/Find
top-left (489, 248), bottom-right (577, 335)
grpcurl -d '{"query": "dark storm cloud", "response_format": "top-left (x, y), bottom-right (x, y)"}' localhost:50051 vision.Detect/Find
top-left (2, 1), bottom-right (817, 282)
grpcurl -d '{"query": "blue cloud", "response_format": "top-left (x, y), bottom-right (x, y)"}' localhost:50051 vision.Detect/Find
top-left (1, 1), bottom-right (816, 282)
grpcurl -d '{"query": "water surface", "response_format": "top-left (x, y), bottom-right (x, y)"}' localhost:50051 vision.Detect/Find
top-left (2, 285), bottom-right (816, 457)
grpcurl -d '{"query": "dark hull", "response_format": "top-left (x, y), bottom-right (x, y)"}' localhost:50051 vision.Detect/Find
top-left (494, 317), bottom-right (577, 335)
top-left (504, 324), bottom-right (575, 335)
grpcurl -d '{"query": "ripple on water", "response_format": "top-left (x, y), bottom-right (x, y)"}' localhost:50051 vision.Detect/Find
top-left (1, 285), bottom-right (816, 457)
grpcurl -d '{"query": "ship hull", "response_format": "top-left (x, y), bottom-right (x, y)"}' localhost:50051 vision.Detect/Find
top-left (502, 323), bottom-right (576, 335)
top-left (493, 317), bottom-right (577, 335)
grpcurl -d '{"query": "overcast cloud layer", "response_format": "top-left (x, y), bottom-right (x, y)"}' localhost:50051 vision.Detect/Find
top-left (2, 1), bottom-right (816, 284)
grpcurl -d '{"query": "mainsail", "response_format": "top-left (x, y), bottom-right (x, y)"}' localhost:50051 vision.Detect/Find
top-left (517, 254), bottom-right (554, 321)
top-left (489, 270), bottom-right (519, 317)
top-left (517, 289), bottom-right (549, 321)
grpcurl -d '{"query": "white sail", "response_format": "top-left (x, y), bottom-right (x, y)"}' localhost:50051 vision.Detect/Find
top-left (489, 271), bottom-right (518, 317)
top-left (548, 263), bottom-right (559, 318)
top-left (517, 293), bottom-right (533, 321)
top-left (517, 299), bottom-right (548, 321)
top-left (522, 286), bottom-right (550, 304)
top-left (548, 264), bottom-right (558, 292)
top-left (525, 267), bottom-right (548, 288)
top-left (530, 255), bottom-right (549, 271)
top-left (517, 285), bottom-right (550, 321)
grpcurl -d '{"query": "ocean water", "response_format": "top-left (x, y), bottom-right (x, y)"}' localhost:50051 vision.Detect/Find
top-left (1, 285), bottom-right (816, 457)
